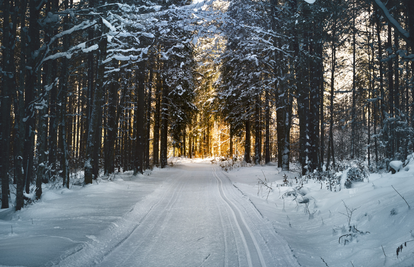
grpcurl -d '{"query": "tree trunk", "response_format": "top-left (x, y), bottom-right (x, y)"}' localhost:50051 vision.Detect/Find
top-left (117, 77), bottom-right (128, 172)
top-left (367, 12), bottom-right (373, 167)
top-left (189, 135), bottom-right (193, 159)
top-left (297, 54), bottom-right (308, 174)
top-left (265, 89), bottom-right (270, 164)
top-left (376, 11), bottom-right (386, 133)
top-left (320, 71), bottom-right (325, 170)
top-left (229, 124), bottom-right (233, 158)
top-left (104, 65), bottom-right (119, 175)
top-left (153, 60), bottom-right (161, 166)
top-left (327, 26), bottom-right (336, 170)
top-left (276, 72), bottom-right (286, 168)
top-left (36, 95), bottom-right (49, 200)
top-left (60, 1), bottom-right (70, 188)
top-left (244, 119), bottom-right (251, 163)
top-left (254, 94), bottom-right (261, 165)
top-left (387, 24), bottom-right (394, 159)
top-left (48, 0), bottom-right (59, 181)
top-left (85, 0), bottom-right (96, 177)
top-left (160, 73), bottom-right (169, 168)
top-left (351, 0), bottom-right (356, 159)
top-left (135, 60), bottom-right (146, 175)
top-left (314, 20), bottom-right (323, 171)
top-left (1, 0), bottom-right (13, 209)
top-left (26, 0), bottom-right (42, 199)
top-left (183, 128), bottom-right (186, 157)
top-left (281, 76), bottom-right (292, 172)
top-left (282, 106), bottom-right (291, 172)
top-left (15, 0), bottom-right (28, 209)
top-left (84, 26), bottom-right (107, 184)
top-left (394, 27), bottom-right (400, 157)
top-left (309, 44), bottom-right (320, 173)
top-left (146, 55), bottom-right (154, 169)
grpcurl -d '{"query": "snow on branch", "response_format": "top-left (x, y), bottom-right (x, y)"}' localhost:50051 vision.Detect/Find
top-left (51, 20), bottom-right (97, 45)
top-left (102, 18), bottom-right (117, 32)
top-left (373, 0), bottom-right (410, 42)
top-left (41, 41), bottom-right (99, 63)
top-left (39, 20), bottom-right (98, 67)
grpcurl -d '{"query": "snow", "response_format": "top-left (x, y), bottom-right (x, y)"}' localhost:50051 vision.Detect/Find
top-left (1, 158), bottom-right (414, 266)
top-left (389, 160), bottom-right (403, 173)
top-left (102, 18), bottom-right (117, 33)
top-left (0, 171), bottom-right (161, 266)
top-left (223, 160), bottom-right (414, 267)
top-left (82, 44), bottom-right (99, 53)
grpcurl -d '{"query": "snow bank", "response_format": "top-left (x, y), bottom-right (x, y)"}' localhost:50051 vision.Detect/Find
top-left (389, 160), bottom-right (403, 173)
top-left (0, 170), bottom-right (169, 266)
top-left (223, 159), bottom-right (414, 266)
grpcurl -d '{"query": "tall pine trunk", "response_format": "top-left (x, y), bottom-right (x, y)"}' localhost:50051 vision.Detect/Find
top-left (146, 55), bottom-right (154, 169)
top-left (254, 93), bottom-right (261, 165)
top-left (104, 63), bottom-right (119, 175)
top-left (153, 59), bottom-right (161, 166)
top-left (244, 119), bottom-right (251, 163)
top-left (26, 0), bottom-right (42, 199)
top-left (327, 25), bottom-right (336, 170)
top-left (85, 23), bottom-right (107, 184)
top-left (387, 24), bottom-right (394, 159)
top-left (229, 124), bottom-right (233, 158)
top-left (394, 28), bottom-right (401, 157)
top-left (60, 0), bottom-right (70, 188)
top-left (135, 60), bottom-right (146, 175)
top-left (265, 89), bottom-right (270, 164)
top-left (160, 69), bottom-right (169, 168)
top-left (48, 0), bottom-right (59, 180)
top-left (1, 0), bottom-right (13, 209)
top-left (351, 0), bottom-right (356, 159)
top-left (15, 0), bottom-right (28, 209)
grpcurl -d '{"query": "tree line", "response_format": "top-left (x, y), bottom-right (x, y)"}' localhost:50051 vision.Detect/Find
top-left (1, 0), bottom-right (414, 211)
top-left (216, 0), bottom-right (414, 175)
top-left (0, 0), bottom-right (216, 210)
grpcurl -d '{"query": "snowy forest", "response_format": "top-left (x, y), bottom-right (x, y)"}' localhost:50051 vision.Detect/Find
top-left (1, 0), bottom-right (414, 212)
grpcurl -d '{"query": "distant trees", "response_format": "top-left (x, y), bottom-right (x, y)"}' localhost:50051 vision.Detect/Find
top-left (217, 0), bottom-right (277, 164)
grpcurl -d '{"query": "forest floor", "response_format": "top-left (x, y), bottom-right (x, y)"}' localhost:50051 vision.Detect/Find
top-left (0, 158), bottom-right (414, 267)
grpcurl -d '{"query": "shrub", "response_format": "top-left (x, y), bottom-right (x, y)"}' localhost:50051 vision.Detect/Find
top-left (308, 170), bottom-right (341, 192)
top-left (344, 161), bottom-right (369, 189)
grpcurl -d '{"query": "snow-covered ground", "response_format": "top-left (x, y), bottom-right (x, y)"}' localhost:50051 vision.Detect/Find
top-left (0, 169), bottom-right (165, 266)
top-left (0, 157), bottom-right (413, 266)
top-left (222, 158), bottom-right (414, 267)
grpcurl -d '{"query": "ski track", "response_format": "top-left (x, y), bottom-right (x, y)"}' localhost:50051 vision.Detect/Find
top-left (216, 168), bottom-right (301, 267)
top-left (114, 180), bottom-right (186, 267)
top-left (212, 174), bottom-right (231, 267)
top-left (212, 166), bottom-right (264, 267)
top-left (53, 163), bottom-right (300, 267)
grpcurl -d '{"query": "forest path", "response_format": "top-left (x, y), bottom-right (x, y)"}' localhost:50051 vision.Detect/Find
top-left (56, 162), bottom-right (299, 267)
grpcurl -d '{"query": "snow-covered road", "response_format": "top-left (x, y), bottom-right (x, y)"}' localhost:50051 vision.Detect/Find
top-left (3, 159), bottom-right (414, 266)
top-left (55, 163), bottom-right (299, 267)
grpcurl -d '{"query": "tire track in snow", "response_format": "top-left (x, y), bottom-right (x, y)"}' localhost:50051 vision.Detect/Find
top-left (52, 170), bottom-right (185, 267)
top-left (53, 163), bottom-right (300, 267)
top-left (212, 167), bottom-right (267, 267)
top-left (125, 179), bottom-right (187, 266)
top-left (104, 177), bottom-right (187, 267)
top-left (210, 174), bottom-right (234, 267)
top-left (215, 167), bottom-right (301, 267)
